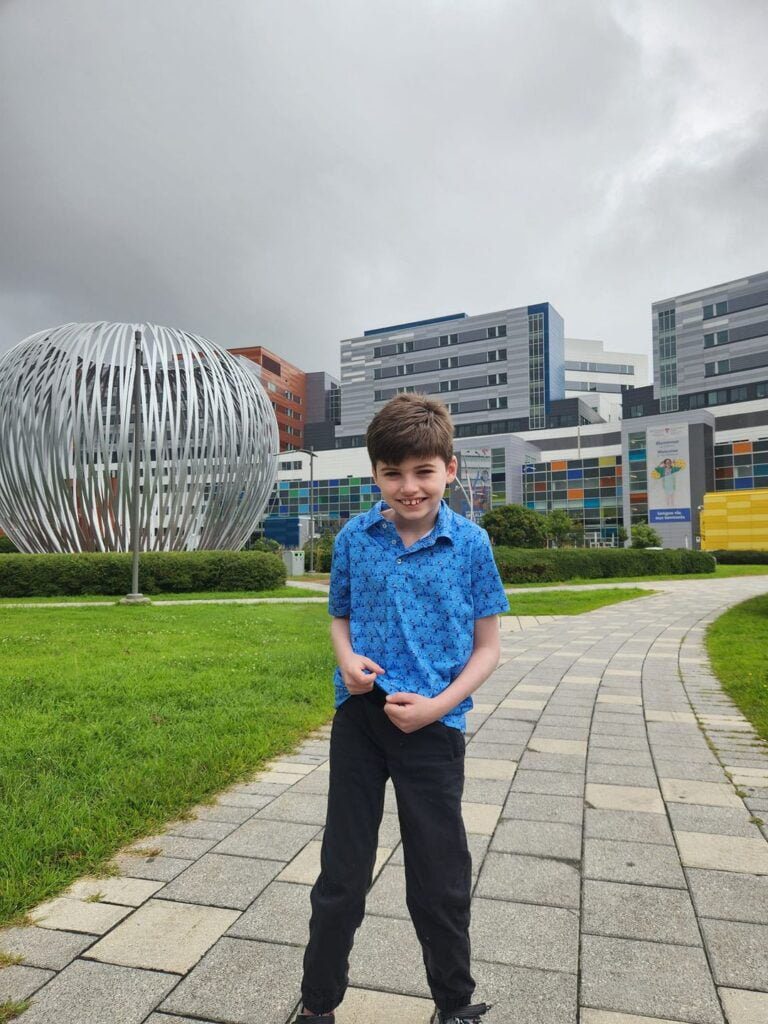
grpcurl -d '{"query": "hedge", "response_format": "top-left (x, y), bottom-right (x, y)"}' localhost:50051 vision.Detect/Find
top-left (708, 549), bottom-right (768, 565)
top-left (0, 550), bottom-right (286, 598)
top-left (493, 546), bottom-right (715, 584)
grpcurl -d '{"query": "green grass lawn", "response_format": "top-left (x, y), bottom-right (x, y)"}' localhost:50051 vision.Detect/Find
top-left (0, 603), bottom-right (335, 927)
top-left (0, 587), bottom-right (323, 605)
top-left (505, 588), bottom-right (653, 615)
top-left (706, 595), bottom-right (768, 745)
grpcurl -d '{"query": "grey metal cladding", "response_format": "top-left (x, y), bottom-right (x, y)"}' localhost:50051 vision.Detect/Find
top-left (0, 322), bottom-right (278, 553)
top-left (727, 288), bottom-right (768, 314)
top-left (728, 319), bottom-right (768, 344)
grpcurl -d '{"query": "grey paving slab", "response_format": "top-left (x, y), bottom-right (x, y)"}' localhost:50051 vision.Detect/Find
top-left (165, 818), bottom-right (240, 841)
top-left (0, 925), bottom-right (97, 969)
top-left (17, 959), bottom-right (178, 1024)
top-left (145, 1016), bottom-right (220, 1024)
top-left (160, 936), bottom-right (304, 1024)
top-left (582, 879), bottom-right (701, 946)
top-left (699, 918), bottom-right (768, 990)
top-left (365, 862), bottom-right (408, 919)
top-left (227, 880), bottom-right (312, 945)
top-left (501, 791), bottom-right (583, 825)
top-left (686, 868), bottom-right (768, 924)
top-left (475, 851), bottom-right (580, 909)
top-left (717, 987), bottom-right (768, 1024)
top-left (587, 749), bottom-right (654, 767)
top-left (471, 897), bottom-right (579, 973)
top-left (348, 914), bottom-right (431, 997)
top-left (586, 764), bottom-right (661, 788)
top-left (156, 852), bottom-right (282, 909)
top-left (584, 838), bottom-right (687, 888)
top-left (590, 736), bottom-right (651, 752)
top-left (511, 769), bottom-right (584, 797)
top-left (668, 804), bottom-right (757, 838)
top-left (112, 853), bottom-right (192, 882)
top-left (255, 791), bottom-right (329, 825)
top-left (213, 818), bottom-right (320, 861)
top-left (517, 752), bottom-right (586, 775)
top-left (126, 834), bottom-right (217, 859)
top-left (0, 964), bottom-right (54, 1001)
top-left (471, 960), bottom-right (577, 1024)
top-left (654, 761), bottom-right (729, 783)
top-left (465, 740), bottom-right (526, 760)
top-left (461, 777), bottom-right (513, 805)
top-left (491, 819), bottom-right (582, 861)
top-left (191, 803), bottom-right (260, 824)
top-left (584, 809), bottom-right (674, 846)
top-left (581, 934), bottom-right (724, 1024)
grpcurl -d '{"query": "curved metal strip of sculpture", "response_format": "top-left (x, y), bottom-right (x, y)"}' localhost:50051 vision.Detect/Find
top-left (0, 322), bottom-right (279, 553)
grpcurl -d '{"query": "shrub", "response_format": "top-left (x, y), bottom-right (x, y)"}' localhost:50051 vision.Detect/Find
top-left (0, 535), bottom-right (19, 554)
top-left (0, 550), bottom-right (285, 598)
top-left (709, 549), bottom-right (768, 565)
top-left (630, 523), bottom-right (662, 549)
top-left (247, 537), bottom-right (281, 554)
top-left (481, 505), bottom-right (547, 548)
top-left (492, 546), bottom-right (715, 584)
top-left (303, 531), bottom-right (336, 573)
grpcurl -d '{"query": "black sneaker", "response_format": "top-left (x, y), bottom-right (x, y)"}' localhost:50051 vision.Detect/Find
top-left (433, 1003), bottom-right (491, 1024)
top-left (293, 1013), bottom-right (334, 1023)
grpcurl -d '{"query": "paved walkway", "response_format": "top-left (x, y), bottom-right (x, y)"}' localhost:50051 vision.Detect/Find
top-left (2, 577), bottom-right (768, 1024)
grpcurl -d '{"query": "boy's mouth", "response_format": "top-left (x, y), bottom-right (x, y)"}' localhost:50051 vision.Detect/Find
top-left (399, 497), bottom-right (425, 507)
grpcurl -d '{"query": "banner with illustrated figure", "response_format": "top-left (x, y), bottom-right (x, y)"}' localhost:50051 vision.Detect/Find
top-left (647, 424), bottom-right (691, 523)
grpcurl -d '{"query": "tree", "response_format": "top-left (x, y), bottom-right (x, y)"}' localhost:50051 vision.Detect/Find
top-left (631, 523), bottom-right (662, 549)
top-left (544, 509), bottom-right (580, 548)
top-left (480, 505), bottom-right (547, 548)
top-left (617, 526), bottom-right (628, 546)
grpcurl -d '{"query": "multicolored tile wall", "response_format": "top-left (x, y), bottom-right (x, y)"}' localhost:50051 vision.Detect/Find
top-left (714, 438), bottom-right (768, 490)
top-left (522, 454), bottom-right (624, 539)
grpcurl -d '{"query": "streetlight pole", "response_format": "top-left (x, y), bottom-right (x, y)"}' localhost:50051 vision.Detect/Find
top-left (122, 328), bottom-right (150, 604)
top-left (295, 447), bottom-right (317, 572)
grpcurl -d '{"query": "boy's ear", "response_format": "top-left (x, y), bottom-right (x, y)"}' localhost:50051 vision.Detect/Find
top-left (446, 455), bottom-right (458, 483)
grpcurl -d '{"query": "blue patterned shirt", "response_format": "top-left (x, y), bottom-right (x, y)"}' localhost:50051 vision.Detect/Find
top-left (328, 499), bottom-right (509, 731)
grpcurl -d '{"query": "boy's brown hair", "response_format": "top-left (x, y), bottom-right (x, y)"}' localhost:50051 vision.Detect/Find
top-left (366, 393), bottom-right (454, 467)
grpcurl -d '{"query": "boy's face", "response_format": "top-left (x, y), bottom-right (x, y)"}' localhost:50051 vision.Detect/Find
top-left (372, 454), bottom-right (458, 531)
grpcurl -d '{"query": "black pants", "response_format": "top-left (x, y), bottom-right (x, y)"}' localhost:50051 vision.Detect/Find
top-left (301, 686), bottom-right (474, 1015)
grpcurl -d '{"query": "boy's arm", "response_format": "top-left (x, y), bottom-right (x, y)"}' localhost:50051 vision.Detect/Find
top-left (383, 615), bottom-right (500, 733)
top-left (332, 616), bottom-right (385, 695)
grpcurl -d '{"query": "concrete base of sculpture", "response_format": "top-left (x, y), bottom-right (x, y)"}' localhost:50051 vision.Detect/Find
top-left (119, 593), bottom-right (153, 605)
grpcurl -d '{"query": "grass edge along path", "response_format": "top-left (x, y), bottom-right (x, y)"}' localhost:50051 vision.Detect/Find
top-left (0, 586), bottom-right (317, 605)
top-left (0, 602), bottom-right (335, 928)
top-left (505, 587), bottom-right (653, 616)
top-left (706, 593), bottom-right (768, 745)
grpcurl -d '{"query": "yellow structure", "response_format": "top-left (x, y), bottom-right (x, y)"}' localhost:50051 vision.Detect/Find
top-left (700, 488), bottom-right (768, 551)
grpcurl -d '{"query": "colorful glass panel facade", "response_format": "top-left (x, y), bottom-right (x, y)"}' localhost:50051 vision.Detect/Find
top-left (522, 454), bottom-right (623, 540)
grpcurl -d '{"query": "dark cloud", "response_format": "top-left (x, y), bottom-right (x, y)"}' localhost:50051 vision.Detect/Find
top-left (1, 0), bottom-right (766, 373)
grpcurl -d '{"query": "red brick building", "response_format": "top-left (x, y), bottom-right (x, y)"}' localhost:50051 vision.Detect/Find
top-left (228, 346), bottom-right (306, 451)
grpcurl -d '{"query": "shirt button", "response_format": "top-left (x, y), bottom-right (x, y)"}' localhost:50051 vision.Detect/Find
top-left (397, 558), bottom-right (403, 564)
top-left (391, 540), bottom-right (397, 545)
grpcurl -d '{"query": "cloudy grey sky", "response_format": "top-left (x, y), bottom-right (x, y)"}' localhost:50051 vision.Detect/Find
top-left (2, 0), bottom-right (767, 375)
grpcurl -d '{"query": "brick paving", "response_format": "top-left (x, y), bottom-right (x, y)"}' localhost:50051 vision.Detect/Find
top-left (3, 576), bottom-right (768, 1024)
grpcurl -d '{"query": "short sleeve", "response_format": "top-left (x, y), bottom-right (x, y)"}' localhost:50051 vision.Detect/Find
top-left (328, 528), bottom-right (351, 617)
top-left (470, 528), bottom-right (509, 618)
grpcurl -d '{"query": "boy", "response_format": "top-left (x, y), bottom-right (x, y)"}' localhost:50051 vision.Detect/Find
top-left (296, 393), bottom-right (509, 1024)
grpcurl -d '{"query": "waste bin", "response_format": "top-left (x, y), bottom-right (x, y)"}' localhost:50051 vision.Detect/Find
top-left (282, 549), bottom-right (305, 576)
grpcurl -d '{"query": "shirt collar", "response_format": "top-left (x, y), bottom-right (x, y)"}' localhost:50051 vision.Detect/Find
top-left (362, 499), bottom-right (455, 545)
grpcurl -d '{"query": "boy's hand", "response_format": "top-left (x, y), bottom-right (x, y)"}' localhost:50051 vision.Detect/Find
top-left (340, 655), bottom-right (385, 695)
top-left (383, 692), bottom-right (441, 733)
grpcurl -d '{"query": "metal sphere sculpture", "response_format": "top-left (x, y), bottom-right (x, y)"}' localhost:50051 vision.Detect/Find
top-left (0, 322), bottom-right (279, 553)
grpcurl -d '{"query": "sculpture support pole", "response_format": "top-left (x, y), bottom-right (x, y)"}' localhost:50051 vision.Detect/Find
top-left (123, 329), bottom-right (150, 604)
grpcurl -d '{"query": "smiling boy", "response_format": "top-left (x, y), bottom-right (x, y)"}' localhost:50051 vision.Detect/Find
top-left (296, 393), bottom-right (509, 1024)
